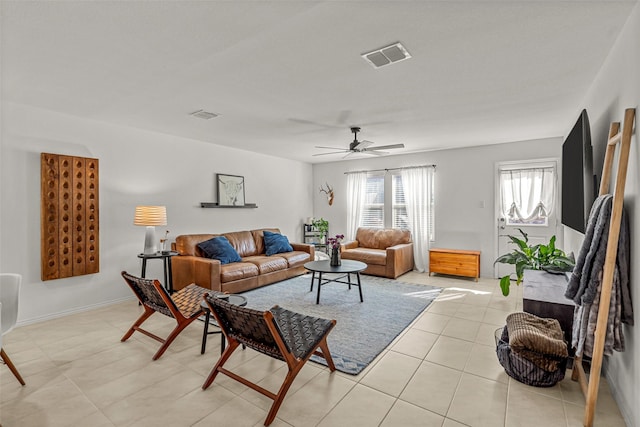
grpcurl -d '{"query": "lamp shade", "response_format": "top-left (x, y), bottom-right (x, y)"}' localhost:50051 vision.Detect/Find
top-left (134, 206), bottom-right (167, 226)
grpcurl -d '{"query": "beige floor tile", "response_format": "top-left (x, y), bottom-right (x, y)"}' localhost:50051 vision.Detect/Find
top-left (275, 370), bottom-right (356, 426)
top-left (425, 335), bottom-right (474, 370)
top-left (317, 383), bottom-right (395, 427)
top-left (360, 351), bottom-right (421, 397)
top-left (505, 386), bottom-right (566, 427)
top-left (428, 299), bottom-right (463, 316)
top-left (390, 328), bottom-right (438, 359)
top-left (482, 307), bottom-right (512, 327)
top-left (447, 373), bottom-right (507, 427)
top-left (192, 395), bottom-right (267, 427)
top-left (476, 322), bottom-right (502, 346)
top-left (508, 376), bottom-right (563, 400)
top-left (464, 342), bottom-right (509, 383)
top-left (443, 418), bottom-right (470, 427)
top-left (400, 360), bottom-right (462, 416)
top-left (380, 399), bottom-right (444, 427)
top-left (441, 317), bottom-right (481, 342)
top-left (412, 312), bottom-right (451, 334)
top-left (563, 401), bottom-right (626, 427)
top-left (127, 386), bottom-right (237, 427)
top-left (453, 303), bottom-right (487, 322)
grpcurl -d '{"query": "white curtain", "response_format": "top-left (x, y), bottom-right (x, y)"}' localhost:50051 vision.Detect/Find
top-left (346, 171), bottom-right (368, 240)
top-left (400, 166), bottom-right (435, 272)
top-left (499, 166), bottom-right (555, 225)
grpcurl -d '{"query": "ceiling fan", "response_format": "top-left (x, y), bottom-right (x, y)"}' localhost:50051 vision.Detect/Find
top-left (313, 127), bottom-right (405, 158)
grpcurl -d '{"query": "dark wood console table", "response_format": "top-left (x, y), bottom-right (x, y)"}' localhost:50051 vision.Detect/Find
top-left (522, 270), bottom-right (574, 348)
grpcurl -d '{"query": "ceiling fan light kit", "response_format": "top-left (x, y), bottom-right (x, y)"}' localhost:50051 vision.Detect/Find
top-left (313, 126), bottom-right (404, 157)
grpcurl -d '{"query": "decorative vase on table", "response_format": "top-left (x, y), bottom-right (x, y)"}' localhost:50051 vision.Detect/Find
top-left (330, 247), bottom-right (341, 266)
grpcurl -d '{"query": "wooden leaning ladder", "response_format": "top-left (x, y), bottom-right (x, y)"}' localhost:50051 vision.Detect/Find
top-left (570, 108), bottom-right (636, 427)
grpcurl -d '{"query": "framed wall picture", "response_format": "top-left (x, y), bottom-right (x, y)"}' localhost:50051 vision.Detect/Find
top-left (217, 174), bottom-right (245, 206)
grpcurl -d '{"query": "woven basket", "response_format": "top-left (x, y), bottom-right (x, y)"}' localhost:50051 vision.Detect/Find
top-left (495, 326), bottom-right (568, 387)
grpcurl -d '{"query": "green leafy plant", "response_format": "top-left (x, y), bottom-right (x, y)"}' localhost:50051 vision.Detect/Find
top-left (494, 229), bottom-right (575, 297)
top-left (311, 218), bottom-right (329, 243)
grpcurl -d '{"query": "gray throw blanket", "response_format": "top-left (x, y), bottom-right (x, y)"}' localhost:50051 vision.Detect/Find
top-left (565, 194), bottom-right (633, 357)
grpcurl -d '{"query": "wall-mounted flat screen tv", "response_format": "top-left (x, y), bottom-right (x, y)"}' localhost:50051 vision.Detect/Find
top-left (561, 109), bottom-right (595, 233)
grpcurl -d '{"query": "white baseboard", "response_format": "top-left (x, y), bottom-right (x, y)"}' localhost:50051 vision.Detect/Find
top-left (16, 295), bottom-right (136, 327)
top-left (603, 361), bottom-right (634, 427)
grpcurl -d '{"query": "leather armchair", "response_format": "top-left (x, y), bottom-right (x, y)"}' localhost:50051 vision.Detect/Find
top-left (341, 228), bottom-right (414, 279)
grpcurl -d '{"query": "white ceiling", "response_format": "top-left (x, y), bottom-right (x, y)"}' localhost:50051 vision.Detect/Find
top-left (2, 1), bottom-right (637, 163)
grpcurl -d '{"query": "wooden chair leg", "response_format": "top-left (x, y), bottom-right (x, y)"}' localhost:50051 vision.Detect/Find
top-left (151, 320), bottom-right (191, 361)
top-left (121, 306), bottom-right (154, 342)
top-left (202, 340), bottom-right (240, 390)
top-left (316, 339), bottom-right (336, 371)
top-left (265, 365), bottom-right (304, 426)
top-left (1, 348), bottom-right (26, 386)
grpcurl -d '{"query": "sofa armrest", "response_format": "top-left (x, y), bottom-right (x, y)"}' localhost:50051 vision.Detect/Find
top-left (386, 242), bottom-right (414, 278)
top-left (341, 240), bottom-right (359, 251)
top-left (172, 255), bottom-right (222, 292)
top-left (291, 242), bottom-right (315, 261)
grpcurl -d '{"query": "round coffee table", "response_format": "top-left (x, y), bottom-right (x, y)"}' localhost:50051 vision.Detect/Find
top-left (200, 294), bottom-right (247, 354)
top-left (304, 260), bottom-right (367, 304)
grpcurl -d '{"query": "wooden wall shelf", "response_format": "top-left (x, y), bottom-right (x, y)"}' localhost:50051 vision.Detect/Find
top-left (200, 202), bottom-right (258, 209)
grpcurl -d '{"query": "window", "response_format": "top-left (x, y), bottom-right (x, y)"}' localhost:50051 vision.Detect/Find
top-left (392, 174), bottom-right (408, 229)
top-left (361, 174), bottom-right (384, 227)
top-left (499, 164), bottom-right (556, 226)
top-left (359, 172), bottom-right (435, 241)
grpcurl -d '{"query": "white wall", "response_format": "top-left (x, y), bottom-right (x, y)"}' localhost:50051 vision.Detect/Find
top-left (1, 102), bottom-right (313, 325)
top-left (312, 137), bottom-right (561, 278)
top-left (575, 3), bottom-right (639, 425)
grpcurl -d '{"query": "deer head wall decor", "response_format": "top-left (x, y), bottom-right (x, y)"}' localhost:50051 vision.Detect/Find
top-left (319, 182), bottom-right (334, 206)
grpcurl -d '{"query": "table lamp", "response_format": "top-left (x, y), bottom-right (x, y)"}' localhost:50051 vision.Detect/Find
top-left (134, 206), bottom-right (167, 254)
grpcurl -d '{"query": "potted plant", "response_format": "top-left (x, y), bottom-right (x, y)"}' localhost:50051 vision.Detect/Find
top-left (494, 229), bottom-right (575, 296)
top-left (311, 218), bottom-right (329, 244)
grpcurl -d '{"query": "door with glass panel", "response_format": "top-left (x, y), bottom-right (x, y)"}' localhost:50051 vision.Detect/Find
top-left (495, 160), bottom-right (561, 278)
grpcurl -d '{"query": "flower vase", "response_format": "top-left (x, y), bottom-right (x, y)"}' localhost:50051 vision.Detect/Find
top-left (330, 247), bottom-right (341, 266)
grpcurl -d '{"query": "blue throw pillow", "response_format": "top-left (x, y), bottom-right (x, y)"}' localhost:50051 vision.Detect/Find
top-left (263, 230), bottom-right (293, 256)
top-left (197, 236), bottom-right (242, 264)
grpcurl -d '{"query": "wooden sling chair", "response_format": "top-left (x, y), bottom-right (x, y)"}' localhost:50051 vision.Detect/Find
top-left (120, 271), bottom-right (209, 360)
top-left (202, 293), bottom-right (337, 426)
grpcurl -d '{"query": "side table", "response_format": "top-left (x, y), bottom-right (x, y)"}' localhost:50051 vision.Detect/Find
top-left (200, 295), bottom-right (248, 354)
top-left (138, 251), bottom-right (178, 293)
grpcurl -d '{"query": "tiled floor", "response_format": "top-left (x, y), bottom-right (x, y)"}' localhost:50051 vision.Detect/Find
top-left (0, 273), bottom-right (627, 426)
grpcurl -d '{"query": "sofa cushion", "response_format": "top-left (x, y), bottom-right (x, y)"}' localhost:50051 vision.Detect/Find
top-left (251, 228), bottom-right (281, 255)
top-left (341, 247), bottom-right (387, 266)
top-left (263, 230), bottom-right (294, 256)
top-left (220, 262), bottom-right (259, 283)
top-left (277, 251), bottom-right (311, 268)
top-left (243, 255), bottom-right (288, 274)
top-left (176, 234), bottom-right (217, 256)
top-left (197, 236), bottom-right (242, 264)
top-left (223, 230), bottom-right (258, 257)
top-left (356, 227), bottom-right (411, 250)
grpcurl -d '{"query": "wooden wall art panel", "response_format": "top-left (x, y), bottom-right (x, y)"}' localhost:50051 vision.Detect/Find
top-left (41, 153), bottom-right (99, 281)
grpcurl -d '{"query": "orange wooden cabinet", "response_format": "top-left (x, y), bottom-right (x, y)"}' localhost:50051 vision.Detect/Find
top-left (429, 248), bottom-right (480, 281)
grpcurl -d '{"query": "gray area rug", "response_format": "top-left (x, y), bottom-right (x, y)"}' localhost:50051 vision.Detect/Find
top-left (241, 274), bottom-right (442, 375)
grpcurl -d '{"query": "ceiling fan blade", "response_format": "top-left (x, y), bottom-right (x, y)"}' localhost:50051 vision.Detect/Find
top-left (315, 145), bottom-right (349, 150)
top-left (368, 143), bottom-right (404, 150)
top-left (312, 151), bottom-right (350, 156)
top-left (356, 140), bottom-right (374, 149)
top-left (342, 151), bottom-right (356, 159)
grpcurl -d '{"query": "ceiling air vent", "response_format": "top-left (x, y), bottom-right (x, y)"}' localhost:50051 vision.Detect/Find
top-left (189, 110), bottom-right (219, 120)
top-left (362, 42), bottom-right (412, 69)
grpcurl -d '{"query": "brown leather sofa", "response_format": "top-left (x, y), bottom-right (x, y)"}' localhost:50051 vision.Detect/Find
top-left (171, 228), bottom-right (314, 294)
top-left (340, 227), bottom-right (414, 279)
